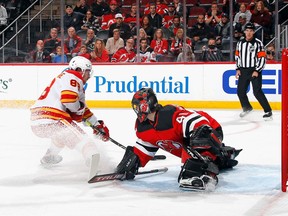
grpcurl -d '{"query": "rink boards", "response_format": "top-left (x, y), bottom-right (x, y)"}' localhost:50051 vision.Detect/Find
top-left (0, 63), bottom-right (282, 109)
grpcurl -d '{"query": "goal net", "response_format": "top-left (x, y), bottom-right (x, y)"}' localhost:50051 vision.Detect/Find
top-left (282, 48), bottom-right (288, 192)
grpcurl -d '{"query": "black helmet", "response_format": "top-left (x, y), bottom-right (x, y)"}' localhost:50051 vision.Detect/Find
top-left (244, 22), bottom-right (255, 31)
top-left (132, 88), bottom-right (158, 122)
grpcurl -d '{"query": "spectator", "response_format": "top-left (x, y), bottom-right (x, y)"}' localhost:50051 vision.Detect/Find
top-left (247, 0), bottom-right (257, 12)
top-left (147, 3), bottom-right (163, 30)
top-left (150, 28), bottom-right (169, 61)
top-left (81, 10), bottom-right (101, 33)
top-left (100, 0), bottom-right (120, 30)
top-left (265, 43), bottom-right (276, 61)
top-left (90, 39), bottom-right (110, 62)
top-left (144, 0), bottom-right (168, 16)
top-left (78, 45), bottom-right (91, 59)
top-left (139, 38), bottom-right (156, 62)
top-left (74, 0), bottom-right (90, 16)
top-left (201, 38), bottom-right (224, 61)
top-left (111, 38), bottom-right (136, 63)
top-left (168, 15), bottom-right (183, 37)
top-left (83, 29), bottom-right (97, 53)
top-left (91, 0), bottom-right (109, 17)
top-left (44, 28), bottom-right (61, 55)
top-left (105, 28), bottom-right (124, 57)
top-left (123, 3), bottom-right (138, 30)
top-left (162, 2), bottom-right (179, 28)
top-left (172, 0), bottom-right (184, 17)
top-left (64, 4), bottom-right (84, 31)
top-left (250, 0), bottom-right (271, 40)
top-left (137, 15), bottom-right (154, 41)
top-left (205, 2), bottom-right (222, 28)
top-left (222, 0), bottom-right (239, 16)
top-left (177, 44), bottom-right (195, 62)
top-left (0, 2), bottom-right (7, 32)
top-left (26, 40), bottom-right (51, 63)
top-left (155, 0), bottom-right (168, 16)
top-left (214, 13), bottom-right (231, 39)
top-left (234, 3), bottom-right (252, 24)
top-left (133, 28), bottom-right (150, 45)
top-left (234, 13), bottom-right (248, 41)
top-left (52, 46), bottom-right (68, 63)
top-left (109, 13), bottom-right (132, 41)
top-left (64, 27), bottom-right (82, 59)
top-left (170, 28), bottom-right (192, 58)
top-left (190, 14), bottom-right (212, 43)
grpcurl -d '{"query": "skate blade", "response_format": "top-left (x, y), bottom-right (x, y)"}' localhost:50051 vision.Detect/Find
top-left (264, 117), bottom-right (273, 121)
top-left (179, 184), bottom-right (206, 191)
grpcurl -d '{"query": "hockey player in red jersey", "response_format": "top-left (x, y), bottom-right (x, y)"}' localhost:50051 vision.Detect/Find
top-left (116, 88), bottom-right (241, 190)
top-left (30, 56), bottom-right (109, 166)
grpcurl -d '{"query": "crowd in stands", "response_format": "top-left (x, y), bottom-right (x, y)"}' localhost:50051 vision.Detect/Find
top-left (1, 0), bottom-right (286, 63)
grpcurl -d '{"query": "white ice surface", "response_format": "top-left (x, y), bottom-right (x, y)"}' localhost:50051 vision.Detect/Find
top-left (0, 108), bottom-right (287, 216)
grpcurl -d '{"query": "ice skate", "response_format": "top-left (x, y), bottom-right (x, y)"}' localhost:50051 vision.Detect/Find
top-left (179, 175), bottom-right (217, 191)
top-left (263, 112), bottom-right (273, 121)
top-left (239, 108), bottom-right (253, 118)
top-left (40, 150), bottom-right (63, 165)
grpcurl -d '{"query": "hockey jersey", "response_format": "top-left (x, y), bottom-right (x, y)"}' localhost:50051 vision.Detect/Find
top-left (30, 69), bottom-right (96, 125)
top-left (111, 47), bottom-right (136, 62)
top-left (133, 105), bottom-right (222, 167)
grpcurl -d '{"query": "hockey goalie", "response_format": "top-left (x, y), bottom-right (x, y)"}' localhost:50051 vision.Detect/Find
top-left (116, 88), bottom-right (242, 191)
top-left (30, 56), bottom-right (110, 174)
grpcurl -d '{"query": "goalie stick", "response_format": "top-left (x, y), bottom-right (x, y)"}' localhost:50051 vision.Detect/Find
top-left (83, 119), bottom-right (166, 160)
top-left (88, 167), bottom-right (168, 183)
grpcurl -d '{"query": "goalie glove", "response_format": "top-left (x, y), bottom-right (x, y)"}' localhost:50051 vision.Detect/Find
top-left (116, 146), bottom-right (140, 180)
top-left (93, 120), bottom-right (110, 142)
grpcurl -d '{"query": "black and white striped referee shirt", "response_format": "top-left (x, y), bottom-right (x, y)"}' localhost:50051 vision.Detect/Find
top-left (235, 37), bottom-right (266, 72)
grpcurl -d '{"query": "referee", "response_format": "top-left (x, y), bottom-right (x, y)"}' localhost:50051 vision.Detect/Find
top-left (235, 22), bottom-right (272, 120)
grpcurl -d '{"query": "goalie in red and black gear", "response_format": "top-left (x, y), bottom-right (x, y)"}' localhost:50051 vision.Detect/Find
top-left (116, 88), bottom-right (241, 190)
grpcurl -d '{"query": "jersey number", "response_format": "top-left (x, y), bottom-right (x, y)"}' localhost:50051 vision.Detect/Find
top-left (38, 77), bottom-right (80, 100)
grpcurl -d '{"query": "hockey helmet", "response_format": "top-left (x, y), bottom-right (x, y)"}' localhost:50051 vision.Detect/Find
top-left (69, 56), bottom-right (93, 76)
top-left (244, 22), bottom-right (255, 31)
top-left (132, 88), bottom-right (158, 122)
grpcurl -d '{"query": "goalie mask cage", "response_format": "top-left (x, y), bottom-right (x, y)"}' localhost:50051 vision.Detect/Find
top-left (282, 48), bottom-right (288, 192)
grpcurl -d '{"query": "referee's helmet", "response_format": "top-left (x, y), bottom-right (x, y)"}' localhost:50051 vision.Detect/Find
top-left (244, 22), bottom-right (255, 31)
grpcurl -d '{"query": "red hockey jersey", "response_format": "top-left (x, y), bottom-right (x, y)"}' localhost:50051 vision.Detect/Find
top-left (133, 105), bottom-right (221, 167)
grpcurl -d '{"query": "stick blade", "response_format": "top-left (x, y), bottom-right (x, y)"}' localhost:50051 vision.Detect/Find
top-left (88, 172), bottom-right (124, 183)
top-left (87, 153), bottom-right (100, 181)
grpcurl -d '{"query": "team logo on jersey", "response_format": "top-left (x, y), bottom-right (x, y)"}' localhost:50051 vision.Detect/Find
top-left (157, 140), bottom-right (182, 152)
top-left (249, 45), bottom-right (255, 53)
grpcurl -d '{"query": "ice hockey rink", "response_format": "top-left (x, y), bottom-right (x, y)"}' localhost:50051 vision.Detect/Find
top-left (0, 108), bottom-right (287, 216)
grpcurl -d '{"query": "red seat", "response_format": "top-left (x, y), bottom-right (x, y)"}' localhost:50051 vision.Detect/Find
top-left (122, 0), bottom-right (135, 6)
top-left (141, 0), bottom-right (151, 6)
top-left (187, 17), bottom-right (198, 28)
top-left (186, 0), bottom-right (199, 6)
top-left (189, 6), bottom-right (206, 17)
top-left (199, 0), bottom-right (215, 5)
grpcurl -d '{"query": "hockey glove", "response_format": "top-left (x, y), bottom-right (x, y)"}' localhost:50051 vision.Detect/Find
top-left (93, 120), bottom-right (110, 142)
top-left (67, 101), bottom-right (85, 122)
top-left (116, 146), bottom-right (140, 180)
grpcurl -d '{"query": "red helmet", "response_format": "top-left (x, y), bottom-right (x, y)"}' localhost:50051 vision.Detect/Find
top-left (132, 88), bottom-right (158, 122)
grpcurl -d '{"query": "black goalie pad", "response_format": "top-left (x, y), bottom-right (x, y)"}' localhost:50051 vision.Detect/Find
top-left (178, 158), bottom-right (219, 183)
top-left (189, 125), bottom-right (223, 157)
top-left (116, 146), bottom-right (140, 180)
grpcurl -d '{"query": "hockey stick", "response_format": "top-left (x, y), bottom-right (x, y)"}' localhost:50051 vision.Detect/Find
top-left (83, 119), bottom-right (166, 160)
top-left (88, 167), bottom-right (168, 183)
